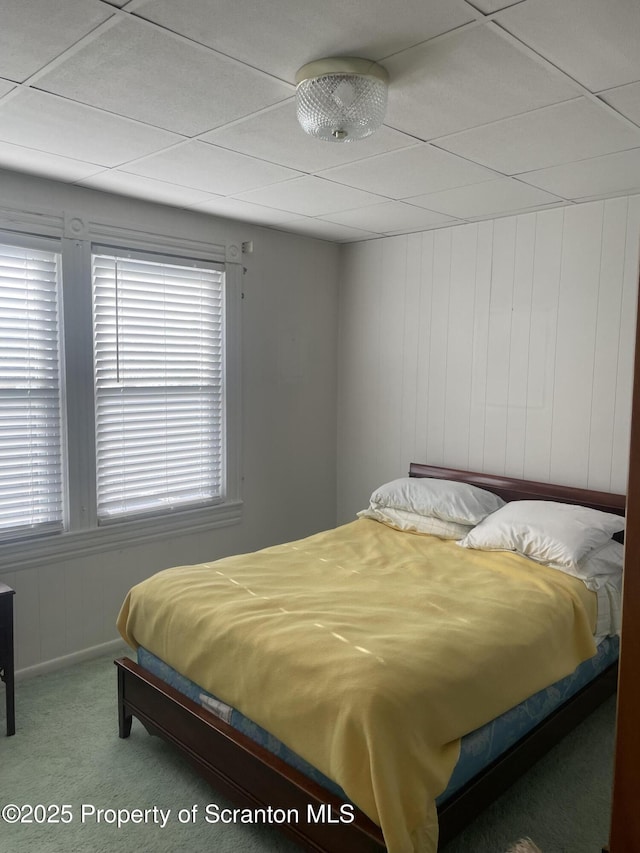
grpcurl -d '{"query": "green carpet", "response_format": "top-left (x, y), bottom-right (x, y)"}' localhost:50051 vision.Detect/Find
top-left (0, 654), bottom-right (615, 852)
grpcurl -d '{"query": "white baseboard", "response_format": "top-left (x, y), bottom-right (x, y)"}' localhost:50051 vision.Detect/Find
top-left (15, 638), bottom-right (131, 681)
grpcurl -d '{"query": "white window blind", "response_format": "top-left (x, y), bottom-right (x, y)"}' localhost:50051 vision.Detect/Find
top-left (0, 240), bottom-right (64, 542)
top-left (92, 250), bottom-right (226, 522)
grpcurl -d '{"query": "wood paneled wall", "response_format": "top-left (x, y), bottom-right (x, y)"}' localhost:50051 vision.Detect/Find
top-left (338, 196), bottom-right (640, 521)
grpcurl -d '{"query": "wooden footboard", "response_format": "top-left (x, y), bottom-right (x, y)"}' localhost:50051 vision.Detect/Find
top-left (116, 656), bottom-right (617, 852)
top-left (116, 656), bottom-right (385, 853)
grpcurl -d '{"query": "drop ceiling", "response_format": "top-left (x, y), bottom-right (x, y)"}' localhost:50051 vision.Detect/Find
top-left (1, 0), bottom-right (639, 242)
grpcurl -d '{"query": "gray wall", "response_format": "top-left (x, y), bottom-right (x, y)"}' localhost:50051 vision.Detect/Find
top-left (0, 170), bottom-right (340, 674)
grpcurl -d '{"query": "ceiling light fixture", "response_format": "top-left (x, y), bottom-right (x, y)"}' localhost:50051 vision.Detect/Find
top-left (295, 57), bottom-right (389, 143)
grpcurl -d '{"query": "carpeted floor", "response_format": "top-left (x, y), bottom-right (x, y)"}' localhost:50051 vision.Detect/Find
top-left (0, 654), bottom-right (615, 853)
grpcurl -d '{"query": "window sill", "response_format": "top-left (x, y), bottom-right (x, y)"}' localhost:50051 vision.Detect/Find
top-left (0, 500), bottom-right (243, 572)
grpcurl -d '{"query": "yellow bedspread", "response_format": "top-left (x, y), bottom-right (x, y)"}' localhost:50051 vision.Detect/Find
top-left (117, 519), bottom-right (598, 853)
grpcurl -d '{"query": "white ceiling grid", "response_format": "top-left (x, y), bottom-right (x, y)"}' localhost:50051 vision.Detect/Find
top-left (0, 0), bottom-right (638, 242)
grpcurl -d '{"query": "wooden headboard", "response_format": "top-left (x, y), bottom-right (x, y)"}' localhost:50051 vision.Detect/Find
top-left (409, 462), bottom-right (626, 517)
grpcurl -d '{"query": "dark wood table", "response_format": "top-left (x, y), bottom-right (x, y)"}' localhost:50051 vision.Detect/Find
top-left (0, 582), bottom-right (15, 736)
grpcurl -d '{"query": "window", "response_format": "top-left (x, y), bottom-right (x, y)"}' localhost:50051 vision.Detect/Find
top-left (0, 219), bottom-right (240, 562)
top-left (92, 249), bottom-right (226, 522)
top-left (0, 238), bottom-right (64, 543)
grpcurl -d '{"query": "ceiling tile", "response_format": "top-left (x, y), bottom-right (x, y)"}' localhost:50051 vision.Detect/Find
top-left (235, 176), bottom-right (387, 217)
top-left (0, 81), bottom-right (16, 98)
top-left (189, 197), bottom-right (296, 226)
top-left (123, 141), bottom-right (301, 195)
top-left (79, 170), bottom-right (217, 207)
top-left (0, 89), bottom-right (181, 167)
top-left (465, 1), bottom-right (523, 12)
top-left (278, 219), bottom-right (379, 243)
top-left (407, 177), bottom-right (562, 218)
top-left (0, 141), bottom-right (104, 183)
top-left (383, 25), bottom-right (579, 140)
top-left (201, 101), bottom-right (416, 174)
top-left (517, 148), bottom-right (640, 200)
top-left (438, 98), bottom-right (640, 173)
top-left (319, 144), bottom-right (498, 199)
top-left (322, 201), bottom-right (456, 233)
top-left (601, 82), bottom-right (640, 128)
top-left (135, 0), bottom-right (474, 82)
top-left (0, 0), bottom-right (113, 83)
top-left (496, 0), bottom-right (640, 92)
top-left (383, 221), bottom-right (464, 236)
top-left (36, 17), bottom-right (293, 136)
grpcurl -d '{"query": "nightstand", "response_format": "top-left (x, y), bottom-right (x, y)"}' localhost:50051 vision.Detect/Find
top-left (0, 583), bottom-right (15, 736)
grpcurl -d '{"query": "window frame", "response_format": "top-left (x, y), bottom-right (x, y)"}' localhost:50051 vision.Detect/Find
top-left (91, 245), bottom-right (228, 524)
top-left (0, 230), bottom-right (67, 545)
top-left (0, 221), bottom-right (243, 570)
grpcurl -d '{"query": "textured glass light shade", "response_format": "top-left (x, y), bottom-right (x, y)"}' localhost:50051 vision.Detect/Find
top-left (295, 58), bottom-right (389, 143)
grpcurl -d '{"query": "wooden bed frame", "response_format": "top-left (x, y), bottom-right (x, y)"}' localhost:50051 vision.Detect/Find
top-left (116, 463), bottom-right (625, 852)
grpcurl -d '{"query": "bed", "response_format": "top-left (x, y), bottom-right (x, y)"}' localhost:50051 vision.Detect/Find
top-left (115, 463), bottom-right (625, 852)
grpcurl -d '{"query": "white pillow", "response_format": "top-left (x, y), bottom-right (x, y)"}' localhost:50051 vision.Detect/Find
top-left (367, 477), bottom-right (505, 526)
top-left (457, 500), bottom-right (625, 568)
top-left (358, 506), bottom-right (472, 539)
top-left (574, 538), bottom-right (624, 581)
top-left (577, 541), bottom-right (624, 642)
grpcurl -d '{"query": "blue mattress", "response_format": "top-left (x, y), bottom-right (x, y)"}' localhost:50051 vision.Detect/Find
top-left (138, 635), bottom-right (618, 806)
